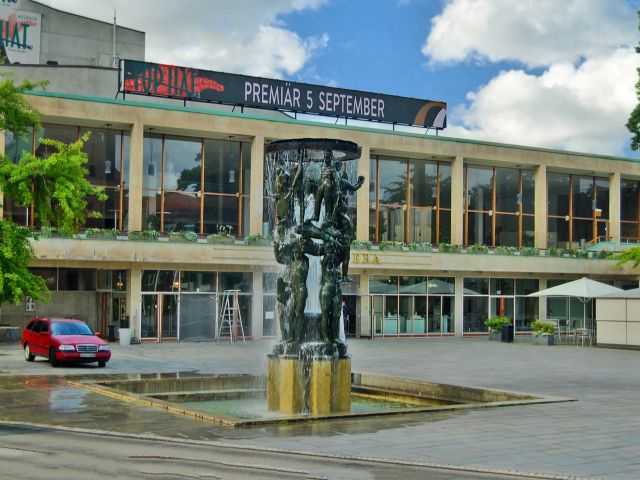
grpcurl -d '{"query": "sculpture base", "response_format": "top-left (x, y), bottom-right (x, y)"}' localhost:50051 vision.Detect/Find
top-left (267, 355), bottom-right (351, 415)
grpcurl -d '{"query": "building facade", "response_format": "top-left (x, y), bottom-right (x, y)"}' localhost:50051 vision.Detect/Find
top-left (1, 87), bottom-right (639, 342)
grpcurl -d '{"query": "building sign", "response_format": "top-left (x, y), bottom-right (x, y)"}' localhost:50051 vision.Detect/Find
top-left (0, 9), bottom-right (40, 63)
top-left (119, 59), bottom-right (447, 129)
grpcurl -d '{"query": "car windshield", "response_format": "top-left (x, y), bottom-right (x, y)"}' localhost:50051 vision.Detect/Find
top-left (51, 322), bottom-right (94, 336)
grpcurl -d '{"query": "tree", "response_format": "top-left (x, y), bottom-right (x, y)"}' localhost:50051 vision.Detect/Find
top-left (0, 77), bottom-right (104, 306)
top-left (627, 11), bottom-right (640, 150)
top-left (0, 133), bottom-right (107, 234)
top-left (612, 246), bottom-right (640, 268)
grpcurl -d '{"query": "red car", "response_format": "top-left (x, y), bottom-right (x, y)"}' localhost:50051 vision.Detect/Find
top-left (21, 318), bottom-right (111, 368)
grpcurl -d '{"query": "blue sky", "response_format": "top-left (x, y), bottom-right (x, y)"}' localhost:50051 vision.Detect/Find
top-left (44, 0), bottom-right (640, 157)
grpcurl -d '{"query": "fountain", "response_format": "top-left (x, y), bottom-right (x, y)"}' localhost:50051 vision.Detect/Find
top-left (265, 138), bottom-right (364, 415)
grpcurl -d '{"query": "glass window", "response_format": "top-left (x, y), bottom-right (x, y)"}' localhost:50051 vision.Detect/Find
top-left (4, 128), bottom-right (33, 164)
top-left (410, 159), bottom-right (437, 207)
top-left (439, 210), bottom-right (451, 244)
top-left (494, 214), bottom-right (519, 247)
top-left (203, 195), bottom-right (240, 235)
top-left (495, 167), bottom-right (519, 213)
top-left (58, 269), bottom-right (96, 291)
top-left (428, 277), bottom-right (455, 294)
top-left (548, 173), bottom-right (569, 216)
top-left (595, 178), bottom-right (609, 218)
top-left (164, 191), bottom-right (200, 232)
top-left (81, 128), bottom-right (121, 188)
top-left (165, 137), bottom-right (202, 192)
top-left (408, 207), bottom-right (436, 244)
top-left (573, 218), bottom-right (593, 246)
top-left (572, 176), bottom-right (593, 218)
top-left (36, 124), bottom-right (78, 158)
top-left (621, 180), bottom-right (638, 222)
top-left (142, 270), bottom-right (180, 292)
top-left (439, 163), bottom-right (452, 209)
top-left (463, 297), bottom-right (488, 332)
top-left (262, 272), bottom-right (277, 293)
top-left (203, 139), bottom-right (242, 194)
top-left (30, 268), bottom-right (57, 290)
top-left (516, 279), bottom-right (539, 295)
top-left (467, 211), bottom-right (492, 245)
top-left (548, 217), bottom-right (569, 248)
top-left (466, 166), bottom-right (493, 211)
top-left (143, 134), bottom-right (163, 191)
top-left (464, 278), bottom-right (488, 295)
top-left (522, 215), bottom-right (535, 247)
top-left (180, 271), bottom-right (215, 292)
top-left (521, 170), bottom-right (535, 214)
top-left (219, 272), bottom-right (252, 292)
top-left (369, 276), bottom-right (398, 294)
top-left (377, 205), bottom-right (405, 242)
top-left (399, 276), bottom-right (426, 294)
top-left (491, 278), bottom-right (514, 295)
top-left (378, 157), bottom-right (407, 205)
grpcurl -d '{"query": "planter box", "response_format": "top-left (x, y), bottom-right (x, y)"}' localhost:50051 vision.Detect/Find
top-left (207, 236), bottom-right (235, 245)
top-left (128, 231), bottom-right (159, 241)
top-left (168, 233), bottom-right (197, 243)
top-left (532, 334), bottom-right (555, 345)
top-left (245, 238), bottom-right (272, 247)
top-left (488, 331), bottom-right (501, 341)
top-left (86, 232), bottom-right (116, 240)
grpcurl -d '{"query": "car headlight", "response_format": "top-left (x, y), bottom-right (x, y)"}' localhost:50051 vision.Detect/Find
top-left (98, 345), bottom-right (110, 352)
top-left (58, 345), bottom-right (75, 351)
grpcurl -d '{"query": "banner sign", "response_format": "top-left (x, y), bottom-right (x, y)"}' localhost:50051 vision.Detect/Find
top-left (119, 59), bottom-right (447, 129)
top-left (0, 9), bottom-right (41, 64)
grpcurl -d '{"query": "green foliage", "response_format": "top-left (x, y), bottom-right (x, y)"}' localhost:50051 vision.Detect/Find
top-left (495, 245), bottom-right (518, 255)
top-left (0, 133), bottom-right (107, 235)
top-left (408, 241), bottom-right (432, 252)
top-left (531, 320), bottom-right (557, 336)
top-left (549, 247), bottom-right (566, 257)
top-left (0, 219), bottom-right (50, 304)
top-left (85, 228), bottom-right (116, 239)
top-left (520, 246), bottom-right (539, 256)
top-left (351, 240), bottom-right (372, 250)
top-left (467, 243), bottom-right (489, 254)
top-left (379, 240), bottom-right (405, 250)
top-left (128, 230), bottom-right (159, 241)
top-left (612, 247), bottom-right (640, 267)
top-left (484, 315), bottom-right (511, 332)
top-left (0, 77), bottom-right (47, 136)
top-left (628, 11), bottom-right (640, 150)
top-left (439, 242), bottom-right (462, 253)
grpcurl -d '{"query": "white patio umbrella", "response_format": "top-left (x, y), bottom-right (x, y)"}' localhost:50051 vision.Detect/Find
top-left (527, 277), bottom-right (622, 329)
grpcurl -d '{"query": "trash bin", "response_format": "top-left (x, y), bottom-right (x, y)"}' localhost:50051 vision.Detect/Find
top-left (118, 328), bottom-right (131, 346)
top-left (107, 325), bottom-right (116, 342)
top-left (501, 324), bottom-right (514, 343)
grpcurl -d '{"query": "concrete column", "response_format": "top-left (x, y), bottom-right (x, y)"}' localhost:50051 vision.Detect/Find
top-left (609, 171), bottom-right (621, 244)
top-left (450, 156), bottom-right (464, 245)
top-left (128, 120), bottom-right (144, 231)
top-left (534, 164), bottom-right (548, 249)
top-left (537, 278), bottom-right (547, 322)
top-left (454, 275), bottom-right (464, 336)
top-left (0, 130), bottom-right (4, 218)
top-left (357, 274), bottom-right (370, 337)
top-left (356, 143), bottom-right (371, 241)
top-left (249, 134), bottom-right (265, 236)
top-left (251, 270), bottom-right (263, 339)
top-left (126, 267), bottom-right (142, 339)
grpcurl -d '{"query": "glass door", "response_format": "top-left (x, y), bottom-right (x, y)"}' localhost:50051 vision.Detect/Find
top-left (371, 296), bottom-right (384, 335)
top-left (428, 296), bottom-right (442, 334)
top-left (160, 294), bottom-right (178, 340)
top-left (141, 294), bottom-right (158, 339)
top-left (412, 296), bottom-right (427, 334)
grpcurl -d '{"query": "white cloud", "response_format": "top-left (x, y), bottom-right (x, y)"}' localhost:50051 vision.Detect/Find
top-left (446, 48), bottom-right (638, 155)
top-left (424, 0), bottom-right (635, 68)
top-left (39, 0), bottom-right (330, 77)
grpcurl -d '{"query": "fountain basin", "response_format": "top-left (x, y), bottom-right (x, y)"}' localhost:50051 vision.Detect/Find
top-left (69, 372), bottom-right (573, 428)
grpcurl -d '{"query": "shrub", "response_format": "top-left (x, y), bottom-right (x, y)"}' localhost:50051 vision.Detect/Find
top-left (439, 242), bottom-right (462, 253)
top-left (531, 320), bottom-right (557, 336)
top-left (351, 240), bottom-right (372, 250)
top-left (484, 315), bottom-right (511, 332)
top-left (467, 243), bottom-right (489, 254)
top-left (379, 240), bottom-right (405, 251)
top-left (520, 246), bottom-right (539, 256)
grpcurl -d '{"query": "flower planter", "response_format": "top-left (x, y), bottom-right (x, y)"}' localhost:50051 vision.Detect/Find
top-left (128, 231), bottom-right (159, 241)
top-left (207, 235), bottom-right (235, 245)
top-left (488, 331), bottom-right (501, 341)
top-left (86, 231), bottom-right (116, 240)
top-left (246, 238), bottom-right (272, 247)
top-left (168, 233), bottom-right (198, 243)
top-left (532, 334), bottom-right (555, 345)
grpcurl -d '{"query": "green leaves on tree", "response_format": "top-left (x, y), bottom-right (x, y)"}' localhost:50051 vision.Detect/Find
top-left (627, 11), bottom-right (640, 151)
top-left (0, 133), bottom-right (107, 235)
top-left (0, 219), bottom-right (49, 305)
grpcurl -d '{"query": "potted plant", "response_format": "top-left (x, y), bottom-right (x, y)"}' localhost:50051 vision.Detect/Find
top-left (467, 243), bottom-right (489, 254)
top-left (128, 230), bottom-right (159, 241)
top-left (484, 315), bottom-right (512, 340)
top-left (549, 247), bottom-right (566, 257)
top-left (520, 246), bottom-right (539, 257)
top-left (379, 240), bottom-right (405, 251)
top-left (207, 225), bottom-right (235, 245)
top-left (495, 245), bottom-right (518, 256)
top-left (408, 241), bottom-right (432, 252)
top-left (531, 320), bottom-right (556, 345)
top-left (245, 233), bottom-right (272, 246)
top-left (351, 240), bottom-right (373, 250)
top-left (169, 230), bottom-right (199, 242)
top-left (438, 242), bottom-right (462, 253)
top-left (85, 228), bottom-right (117, 240)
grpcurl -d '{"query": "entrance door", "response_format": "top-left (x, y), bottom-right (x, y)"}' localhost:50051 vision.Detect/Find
top-left (371, 296), bottom-right (384, 336)
top-left (161, 294), bottom-right (178, 340)
top-left (141, 294), bottom-right (179, 341)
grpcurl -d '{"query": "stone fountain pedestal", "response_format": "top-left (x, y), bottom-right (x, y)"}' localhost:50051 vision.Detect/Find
top-left (267, 355), bottom-right (351, 415)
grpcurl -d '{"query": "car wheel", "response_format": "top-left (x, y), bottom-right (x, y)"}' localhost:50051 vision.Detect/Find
top-left (24, 344), bottom-right (35, 362)
top-left (98, 361), bottom-right (106, 368)
top-left (49, 347), bottom-right (59, 368)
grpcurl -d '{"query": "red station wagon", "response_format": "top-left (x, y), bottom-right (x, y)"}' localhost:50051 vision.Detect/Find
top-left (21, 318), bottom-right (111, 368)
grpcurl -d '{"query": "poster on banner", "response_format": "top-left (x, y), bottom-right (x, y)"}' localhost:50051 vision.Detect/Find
top-left (0, 9), bottom-right (40, 64)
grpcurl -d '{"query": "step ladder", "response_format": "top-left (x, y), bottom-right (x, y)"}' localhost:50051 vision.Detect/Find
top-left (217, 290), bottom-right (245, 344)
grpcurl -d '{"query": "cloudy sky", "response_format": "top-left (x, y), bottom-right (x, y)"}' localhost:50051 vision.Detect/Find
top-left (41, 0), bottom-right (640, 157)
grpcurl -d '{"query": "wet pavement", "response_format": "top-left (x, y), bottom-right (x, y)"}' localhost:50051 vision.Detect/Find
top-left (1, 337), bottom-right (640, 479)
